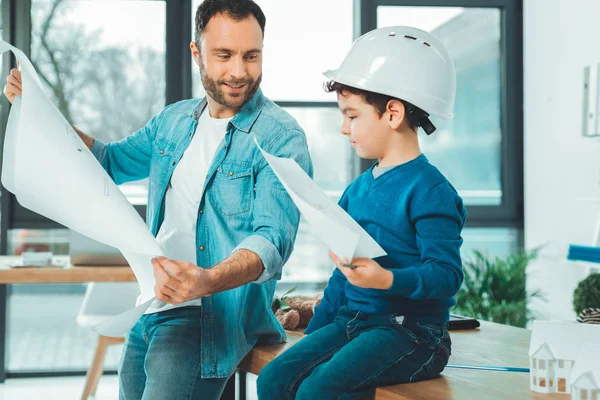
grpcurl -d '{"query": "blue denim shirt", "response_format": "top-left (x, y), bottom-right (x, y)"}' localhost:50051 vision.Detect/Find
top-left (91, 89), bottom-right (313, 378)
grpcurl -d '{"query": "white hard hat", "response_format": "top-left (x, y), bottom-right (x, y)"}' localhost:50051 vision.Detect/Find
top-left (324, 26), bottom-right (456, 120)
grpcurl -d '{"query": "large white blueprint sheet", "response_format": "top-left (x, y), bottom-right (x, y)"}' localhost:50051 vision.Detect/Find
top-left (255, 138), bottom-right (387, 262)
top-left (0, 40), bottom-right (160, 337)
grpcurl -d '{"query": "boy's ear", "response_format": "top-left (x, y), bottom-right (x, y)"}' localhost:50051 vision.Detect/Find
top-left (386, 100), bottom-right (406, 130)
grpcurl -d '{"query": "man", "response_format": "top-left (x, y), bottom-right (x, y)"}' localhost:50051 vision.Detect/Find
top-left (4, 1), bottom-right (312, 398)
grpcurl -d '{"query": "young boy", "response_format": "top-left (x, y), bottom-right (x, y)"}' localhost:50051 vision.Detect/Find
top-left (257, 26), bottom-right (466, 399)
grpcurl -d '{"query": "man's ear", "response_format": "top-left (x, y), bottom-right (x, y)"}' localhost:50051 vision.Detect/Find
top-left (190, 41), bottom-right (201, 67)
top-left (386, 99), bottom-right (406, 130)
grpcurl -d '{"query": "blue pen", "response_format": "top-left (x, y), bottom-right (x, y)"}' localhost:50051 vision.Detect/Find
top-left (446, 364), bottom-right (530, 373)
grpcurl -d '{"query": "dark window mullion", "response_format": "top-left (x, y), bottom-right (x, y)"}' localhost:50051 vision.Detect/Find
top-left (1, 0), bottom-right (33, 384)
top-left (166, 0), bottom-right (192, 105)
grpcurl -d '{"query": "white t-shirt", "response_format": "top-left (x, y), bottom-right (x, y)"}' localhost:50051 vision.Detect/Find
top-left (145, 110), bottom-right (232, 314)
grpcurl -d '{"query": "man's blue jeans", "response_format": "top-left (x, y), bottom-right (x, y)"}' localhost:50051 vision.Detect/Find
top-left (257, 306), bottom-right (451, 400)
top-left (118, 306), bottom-right (230, 400)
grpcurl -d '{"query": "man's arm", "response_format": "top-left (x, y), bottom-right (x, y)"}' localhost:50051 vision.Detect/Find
top-left (72, 126), bottom-right (95, 150)
top-left (205, 249), bottom-right (264, 294)
top-left (89, 110), bottom-right (165, 184)
top-left (152, 250), bottom-right (265, 304)
top-left (232, 129), bottom-right (313, 284)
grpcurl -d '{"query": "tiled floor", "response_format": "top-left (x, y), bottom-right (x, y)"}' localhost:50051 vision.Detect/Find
top-left (7, 292), bottom-right (123, 371)
top-left (0, 374), bottom-right (259, 400)
top-left (0, 376), bottom-right (120, 400)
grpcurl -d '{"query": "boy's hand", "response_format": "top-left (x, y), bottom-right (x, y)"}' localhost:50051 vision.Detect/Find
top-left (329, 252), bottom-right (393, 290)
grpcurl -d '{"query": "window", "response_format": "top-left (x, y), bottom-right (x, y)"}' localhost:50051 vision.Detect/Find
top-left (3, 0), bottom-right (167, 374)
top-left (461, 228), bottom-right (519, 257)
top-left (582, 389), bottom-right (589, 400)
top-left (31, 0), bottom-right (167, 205)
top-left (368, 0), bottom-right (523, 226)
top-left (377, 6), bottom-right (502, 206)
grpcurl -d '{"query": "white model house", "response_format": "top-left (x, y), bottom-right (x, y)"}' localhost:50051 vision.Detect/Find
top-left (570, 343), bottom-right (600, 400)
top-left (529, 320), bottom-right (600, 394)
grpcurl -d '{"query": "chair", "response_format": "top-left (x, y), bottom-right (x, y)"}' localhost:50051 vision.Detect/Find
top-left (76, 282), bottom-right (140, 399)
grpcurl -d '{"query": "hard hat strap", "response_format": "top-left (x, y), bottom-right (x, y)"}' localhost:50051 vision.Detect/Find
top-left (405, 104), bottom-right (437, 135)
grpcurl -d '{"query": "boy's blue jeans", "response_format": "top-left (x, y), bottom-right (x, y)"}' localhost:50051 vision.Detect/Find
top-left (118, 306), bottom-right (230, 400)
top-left (257, 306), bottom-right (451, 400)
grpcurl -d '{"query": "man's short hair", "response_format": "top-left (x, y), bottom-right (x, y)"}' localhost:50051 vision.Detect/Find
top-left (194, 0), bottom-right (266, 45)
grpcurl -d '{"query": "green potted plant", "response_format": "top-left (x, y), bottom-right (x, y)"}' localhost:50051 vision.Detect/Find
top-left (573, 273), bottom-right (600, 323)
top-left (453, 249), bottom-right (543, 328)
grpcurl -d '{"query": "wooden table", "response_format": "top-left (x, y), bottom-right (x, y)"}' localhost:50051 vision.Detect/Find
top-left (0, 256), bottom-right (136, 284)
top-left (0, 259), bottom-right (566, 398)
top-left (240, 321), bottom-right (566, 400)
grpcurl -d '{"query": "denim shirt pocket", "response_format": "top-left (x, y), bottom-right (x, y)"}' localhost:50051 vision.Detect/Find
top-left (210, 160), bottom-right (253, 216)
top-left (150, 138), bottom-right (176, 183)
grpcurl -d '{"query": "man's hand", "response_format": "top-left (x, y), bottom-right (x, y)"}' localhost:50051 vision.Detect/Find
top-left (329, 252), bottom-right (393, 290)
top-left (2, 67), bottom-right (95, 150)
top-left (4, 68), bottom-right (22, 104)
top-left (152, 257), bottom-right (213, 304)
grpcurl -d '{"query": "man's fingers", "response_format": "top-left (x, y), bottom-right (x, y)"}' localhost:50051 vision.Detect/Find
top-left (7, 75), bottom-right (21, 89)
top-left (157, 258), bottom-right (186, 281)
top-left (154, 284), bottom-right (182, 305)
top-left (152, 259), bottom-right (179, 291)
top-left (9, 68), bottom-right (21, 81)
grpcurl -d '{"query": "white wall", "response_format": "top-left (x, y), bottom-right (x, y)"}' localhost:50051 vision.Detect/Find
top-left (525, 0), bottom-right (600, 321)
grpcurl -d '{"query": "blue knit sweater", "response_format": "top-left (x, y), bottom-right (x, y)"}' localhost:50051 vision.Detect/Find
top-left (306, 154), bottom-right (467, 333)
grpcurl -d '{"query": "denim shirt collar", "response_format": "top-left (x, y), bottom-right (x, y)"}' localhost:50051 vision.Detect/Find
top-left (190, 88), bottom-right (266, 134)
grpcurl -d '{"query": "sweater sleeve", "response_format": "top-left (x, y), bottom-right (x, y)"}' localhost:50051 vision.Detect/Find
top-left (384, 182), bottom-right (466, 299)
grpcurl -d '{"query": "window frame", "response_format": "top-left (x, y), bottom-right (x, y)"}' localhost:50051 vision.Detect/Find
top-left (358, 0), bottom-right (524, 229)
top-left (0, 0), bottom-right (192, 381)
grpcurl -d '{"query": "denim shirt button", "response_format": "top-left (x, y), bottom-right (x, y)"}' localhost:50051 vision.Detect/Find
top-left (229, 171), bottom-right (234, 176)
top-left (204, 314), bottom-right (209, 319)
top-left (159, 150), bottom-right (164, 155)
top-left (199, 246), bottom-right (205, 251)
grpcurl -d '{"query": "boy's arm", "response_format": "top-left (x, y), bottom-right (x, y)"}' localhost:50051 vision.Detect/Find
top-left (305, 268), bottom-right (348, 334)
top-left (384, 182), bottom-right (466, 299)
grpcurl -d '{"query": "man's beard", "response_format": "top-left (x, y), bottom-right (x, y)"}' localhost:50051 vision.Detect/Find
top-left (199, 61), bottom-right (262, 109)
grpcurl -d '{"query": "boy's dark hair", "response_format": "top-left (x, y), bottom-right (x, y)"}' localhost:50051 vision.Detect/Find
top-left (194, 0), bottom-right (266, 45)
top-left (324, 81), bottom-right (429, 132)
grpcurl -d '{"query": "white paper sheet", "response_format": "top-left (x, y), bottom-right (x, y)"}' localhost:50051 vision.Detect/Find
top-left (0, 40), bottom-right (161, 336)
top-left (255, 138), bottom-right (386, 261)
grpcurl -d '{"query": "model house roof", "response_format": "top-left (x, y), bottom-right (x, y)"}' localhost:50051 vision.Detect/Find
top-left (570, 343), bottom-right (600, 388)
top-left (528, 320), bottom-right (600, 359)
